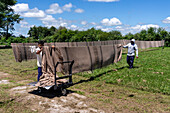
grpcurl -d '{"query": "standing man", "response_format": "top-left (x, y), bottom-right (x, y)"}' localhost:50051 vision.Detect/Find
top-left (123, 39), bottom-right (138, 69)
top-left (36, 40), bottom-right (44, 81)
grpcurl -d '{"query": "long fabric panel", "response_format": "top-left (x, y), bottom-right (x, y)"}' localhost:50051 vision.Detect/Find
top-left (11, 43), bottom-right (122, 73)
top-left (11, 43), bottom-right (38, 62)
top-left (11, 40), bottom-right (164, 62)
top-left (11, 40), bottom-right (164, 87)
top-left (59, 44), bottom-right (122, 74)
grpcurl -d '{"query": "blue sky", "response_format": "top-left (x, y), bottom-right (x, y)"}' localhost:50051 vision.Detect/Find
top-left (12, 0), bottom-right (170, 36)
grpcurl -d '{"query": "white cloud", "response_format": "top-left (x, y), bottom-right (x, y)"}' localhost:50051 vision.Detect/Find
top-left (91, 22), bottom-right (96, 25)
top-left (96, 26), bottom-right (103, 29)
top-left (12, 3), bottom-right (29, 13)
top-left (46, 3), bottom-right (63, 14)
top-left (88, 0), bottom-right (119, 2)
top-left (40, 15), bottom-right (56, 21)
top-left (115, 24), bottom-right (160, 35)
top-left (101, 17), bottom-right (122, 26)
top-left (115, 26), bottom-right (122, 29)
top-left (19, 21), bottom-right (28, 25)
top-left (69, 25), bottom-right (79, 30)
top-left (19, 20), bottom-right (34, 28)
top-left (13, 20), bottom-right (34, 37)
top-left (13, 4), bottom-right (46, 18)
top-left (131, 25), bottom-right (141, 30)
top-left (60, 22), bottom-right (68, 27)
top-left (162, 17), bottom-right (170, 24)
top-left (62, 3), bottom-right (73, 12)
top-left (81, 21), bottom-right (87, 25)
top-left (40, 16), bottom-right (72, 28)
top-left (21, 8), bottom-right (46, 18)
top-left (46, 3), bottom-right (73, 14)
top-left (71, 25), bottom-right (77, 28)
top-left (75, 9), bottom-right (84, 13)
top-left (131, 24), bottom-right (159, 30)
top-left (101, 28), bottom-right (113, 32)
top-left (141, 24), bottom-right (159, 29)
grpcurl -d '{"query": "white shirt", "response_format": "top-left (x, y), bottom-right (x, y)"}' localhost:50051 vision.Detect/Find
top-left (36, 47), bottom-right (42, 67)
top-left (123, 43), bottom-right (138, 57)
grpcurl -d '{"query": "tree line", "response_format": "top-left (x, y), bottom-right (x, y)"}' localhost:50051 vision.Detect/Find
top-left (1, 26), bottom-right (170, 46)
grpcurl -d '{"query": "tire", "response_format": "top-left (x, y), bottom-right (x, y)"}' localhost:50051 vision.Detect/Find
top-left (61, 88), bottom-right (67, 96)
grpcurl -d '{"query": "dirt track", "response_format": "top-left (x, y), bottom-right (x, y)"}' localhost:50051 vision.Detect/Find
top-left (0, 72), bottom-right (104, 113)
top-left (1, 71), bottom-right (170, 113)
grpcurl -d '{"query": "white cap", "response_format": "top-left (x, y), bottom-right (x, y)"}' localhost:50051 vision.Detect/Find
top-left (131, 39), bottom-right (135, 43)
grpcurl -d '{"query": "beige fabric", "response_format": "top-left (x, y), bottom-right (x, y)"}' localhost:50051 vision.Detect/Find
top-left (11, 40), bottom-right (164, 87)
top-left (36, 47), bottom-right (66, 87)
top-left (36, 44), bottom-right (122, 87)
top-left (11, 40), bottom-right (164, 62)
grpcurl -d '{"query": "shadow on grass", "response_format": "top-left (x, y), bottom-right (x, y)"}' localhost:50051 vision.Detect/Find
top-left (28, 88), bottom-right (74, 98)
top-left (0, 99), bottom-right (15, 107)
top-left (0, 45), bottom-right (12, 49)
top-left (122, 53), bottom-right (127, 55)
top-left (71, 65), bottom-right (132, 86)
top-left (28, 65), bottom-right (138, 98)
top-left (28, 81), bottom-right (74, 98)
top-left (20, 67), bottom-right (38, 73)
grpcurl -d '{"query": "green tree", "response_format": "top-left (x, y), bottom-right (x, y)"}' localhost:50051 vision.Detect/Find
top-left (49, 26), bottom-right (57, 35)
top-left (139, 30), bottom-right (147, 40)
top-left (0, 0), bottom-right (22, 39)
top-left (124, 33), bottom-right (134, 40)
top-left (28, 26), bottom-right (50, 40)
top-left (109, 30), bottom-right (122, 40)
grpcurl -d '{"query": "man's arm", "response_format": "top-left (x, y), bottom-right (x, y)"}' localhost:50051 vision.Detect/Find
top-left (135, 45), bottom-right (138, 58)
top-left (123, 43), bottom-right (129, 48)
top-left (51, 45), bottom-right (55, 49)
top-left (36, 48), bottom-right (43, 54)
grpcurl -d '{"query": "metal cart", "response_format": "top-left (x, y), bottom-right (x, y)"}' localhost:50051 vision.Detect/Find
top-left (37, 60), bottom-right (74, 96)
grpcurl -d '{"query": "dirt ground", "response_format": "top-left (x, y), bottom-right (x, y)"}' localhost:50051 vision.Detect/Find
top-left (0, 72), bottom-right (104, 113)
top-left (0, 72), bottom-right (170, 113)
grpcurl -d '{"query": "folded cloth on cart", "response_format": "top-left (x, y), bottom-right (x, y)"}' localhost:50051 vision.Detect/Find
top-left (35, 72), bottom-right (68, 87)
top-left (36, 47), bottom-right (67, 87)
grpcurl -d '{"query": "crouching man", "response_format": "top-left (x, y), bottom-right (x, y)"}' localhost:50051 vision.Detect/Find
top-left (123, 39), bottom-right (138, 69)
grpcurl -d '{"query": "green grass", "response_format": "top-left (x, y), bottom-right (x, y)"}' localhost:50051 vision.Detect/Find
top-left (0, 48), bottom-right (37, 82)
top-left (0, 47), bottom-right (170, 112)
top-left (78, 47), bottom-right (170, 95)
top-left (0, 48), bottom-right (169, 94)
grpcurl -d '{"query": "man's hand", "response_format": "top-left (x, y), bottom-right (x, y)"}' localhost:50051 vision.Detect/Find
top-left (36, 47), bottom-right (43, 54)
top-left (51, 45), bottom-right (55, 49)
top-left (40, 47), bottom-right (43, 51)
top-left (136, 56), bottom-right (138, 59)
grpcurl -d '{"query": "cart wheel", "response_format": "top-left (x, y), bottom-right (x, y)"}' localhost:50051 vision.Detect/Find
top-left (61, 88), bottom-right (67, 96)
top-left (37, 87), bottom-right (46, 94)
top-left (54, 86), bottom-right (57, 90)
top-left (38, 87), bottom-right (42, 93)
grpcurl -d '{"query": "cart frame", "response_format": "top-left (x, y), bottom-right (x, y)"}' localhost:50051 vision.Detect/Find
top-left (37, 60), bottom-right (74, 95)
top-left (53, 60), bottom-right (74, 90)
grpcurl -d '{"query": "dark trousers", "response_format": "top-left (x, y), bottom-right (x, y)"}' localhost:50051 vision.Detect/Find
top-left (37, 67), bottom-right (42, 81)
top-left (127, 56), bottom-right (135, 69)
